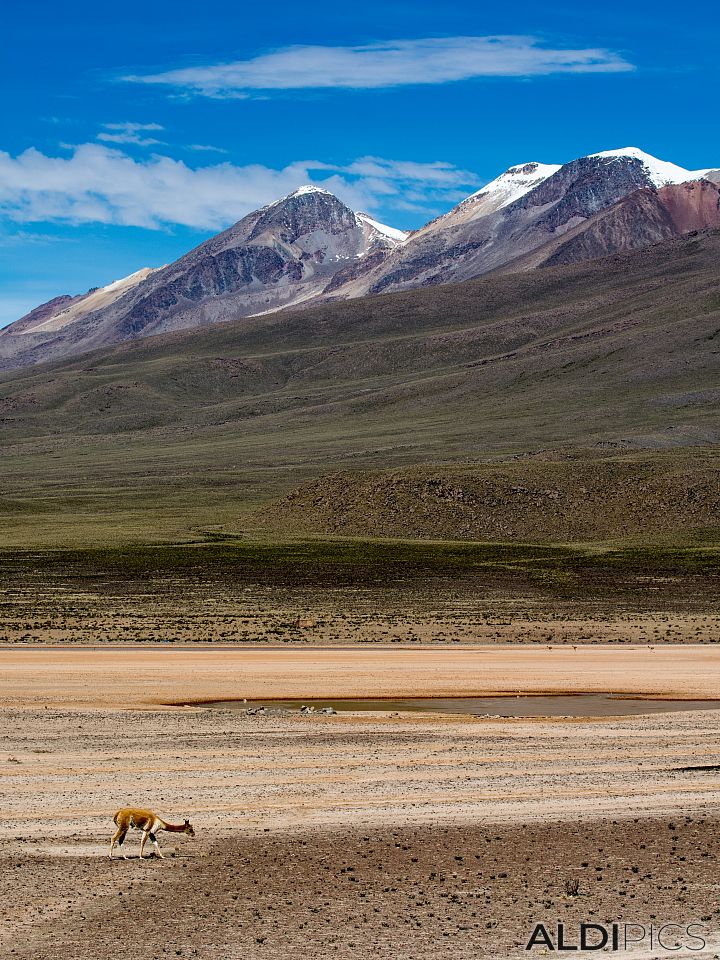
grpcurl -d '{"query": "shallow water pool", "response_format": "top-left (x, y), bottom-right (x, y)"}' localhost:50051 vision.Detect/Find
top-left (202, 694), bottom-right (720, 718)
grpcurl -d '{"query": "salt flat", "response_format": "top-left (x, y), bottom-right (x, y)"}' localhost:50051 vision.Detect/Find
top-left (1, 643), bottom-right (719, 708)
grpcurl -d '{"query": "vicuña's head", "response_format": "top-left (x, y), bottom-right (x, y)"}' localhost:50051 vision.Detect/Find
top-left (184, 819), bottom-right (195, 837)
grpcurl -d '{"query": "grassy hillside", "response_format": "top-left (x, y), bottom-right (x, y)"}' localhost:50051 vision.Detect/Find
top-left (259, 449), bottom-right (720, 543)
top-left (1, 230), bottom-right (719, 548)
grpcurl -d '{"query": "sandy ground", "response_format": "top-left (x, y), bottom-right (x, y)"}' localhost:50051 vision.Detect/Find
top-left (2, 647), bottom-right (720, 958)
top-left (1, 644), bottom-right (720, 708)
top-left (5, 815), bottom-right (720, 960)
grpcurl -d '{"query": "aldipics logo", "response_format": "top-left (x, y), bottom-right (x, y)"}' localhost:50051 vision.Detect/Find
top-left (525, 921), bottom-right (709, 952)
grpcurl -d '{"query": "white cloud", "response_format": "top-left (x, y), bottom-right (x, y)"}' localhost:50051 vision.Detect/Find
top-left (97, 121), bottom-right (165, 147)
top-left (0, 144), bottom-right (480, 230)
top-left (341, 157), bottom-right (477, 186)
top-left (0, 229), bottom-right (72, 247)
top-left (124, 36), bottom-right (634, 97)
top-left (187, 143), bottom-right (229, 154)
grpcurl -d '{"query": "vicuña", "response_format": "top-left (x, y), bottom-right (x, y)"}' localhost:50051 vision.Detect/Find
top-left (110, 807), bottom-right (195, 859)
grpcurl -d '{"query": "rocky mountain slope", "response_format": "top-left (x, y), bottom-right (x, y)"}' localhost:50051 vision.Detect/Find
top-left (331, 148), bottom-right (719, 296)
top-left (2, 148), bottom-right (718, 371)
top-left (504, 179), bottom-right (720, 270)
top-left (9, 268), bottom-right (160, 340)
top-left (2, 229), bottom-right (719, 446)
top-left (0, 187), bottom-right (406, 369)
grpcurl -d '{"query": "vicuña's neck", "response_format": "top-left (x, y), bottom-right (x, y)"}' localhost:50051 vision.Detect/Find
top-left (162, 822), bottom-right (186, 833)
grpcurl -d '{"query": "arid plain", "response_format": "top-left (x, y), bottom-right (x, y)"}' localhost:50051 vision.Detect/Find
top-left (2, 644), bottom-right (720, 959)
top-left (1, 510), bottom-right (718, 960)
top-left (2, 232), bottom-right (720, 958)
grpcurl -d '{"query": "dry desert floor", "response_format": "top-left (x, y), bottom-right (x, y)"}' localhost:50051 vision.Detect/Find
top-left (1, 645), bottom-right (720, 959)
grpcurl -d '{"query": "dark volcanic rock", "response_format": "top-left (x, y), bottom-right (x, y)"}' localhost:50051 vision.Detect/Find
top-left (541, 180), bottom-right (720, 268)
top-left (516, 154), bottom-right (654, 219)
top-left (119, 247), bottom-right (290, 336)
top-left (248, 190), bottom-right (359, 244)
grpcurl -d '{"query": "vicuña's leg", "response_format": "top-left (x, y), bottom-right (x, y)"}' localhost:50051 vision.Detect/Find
top-left (149, 832), bottom-right (164, 859)
top-left (139, 830), bottom-right (149, 859)
top-left (110, 827), bottom-right (128, 859)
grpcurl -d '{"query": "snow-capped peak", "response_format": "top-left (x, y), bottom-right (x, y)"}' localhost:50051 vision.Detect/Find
top-left (288, 184), bottom-right (336, 198)
top-left (589, 147), bottom-right (711, 187)
top-left (466, 162), bottom-right (561, 210)
top-left (356, 212), bottom-right (409, 244)
top-left (262, 184), bottom-right (340, 211)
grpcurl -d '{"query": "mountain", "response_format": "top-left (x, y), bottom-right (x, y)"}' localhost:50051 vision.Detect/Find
top-left (416, 161), bottom-right (563, 230)
top-left (329, 148), bottom-right (719, 296)
top-left (504, 179), bottom-right (720, 271)
top-left (2, 229), bottom-right (720, 546)
top-left (1, 148), bottom-right (718, 372)
top-left (0, 187), bottom-right (406, 369)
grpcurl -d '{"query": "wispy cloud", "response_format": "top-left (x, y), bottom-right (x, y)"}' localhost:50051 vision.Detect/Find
top-left (0, 144), bottom-right (479, 230)
top-left (341, 157), bottom-right (476, 186)
top-left (97, 121), bottom-right (165, 147)
top-left (186, 143), bottom-right (229, 154)
top-left (124, 36), bottom-right (634, 98)
top-left (0, 229), bottom-right (74, 248)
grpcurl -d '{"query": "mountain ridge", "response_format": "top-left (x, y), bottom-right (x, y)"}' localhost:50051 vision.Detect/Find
top-left (2, 147), bottom-right (718, 371)
top-left (2, 228), bottom-right (719, 547)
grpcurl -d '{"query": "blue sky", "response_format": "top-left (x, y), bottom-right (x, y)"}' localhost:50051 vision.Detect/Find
top-left (1, 0), bottom-right (718, 327)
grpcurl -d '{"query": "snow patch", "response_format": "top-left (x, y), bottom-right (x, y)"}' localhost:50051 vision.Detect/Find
top-left (466, 162), bottom-right (561, 210)
top-left (356, 212), bottom-right (409, 244)
top-left (589, 147), bottom-right (711, 187)
top-left (289, 184), bottom-right (336, 198)
top-left (261, 184), bottom-right (340, 212)
top-left (100, 267), bottom-right (158, 294)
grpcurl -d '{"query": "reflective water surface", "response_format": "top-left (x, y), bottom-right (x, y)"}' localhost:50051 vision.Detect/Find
top-left (204, 695), bottom-right (720, 718)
